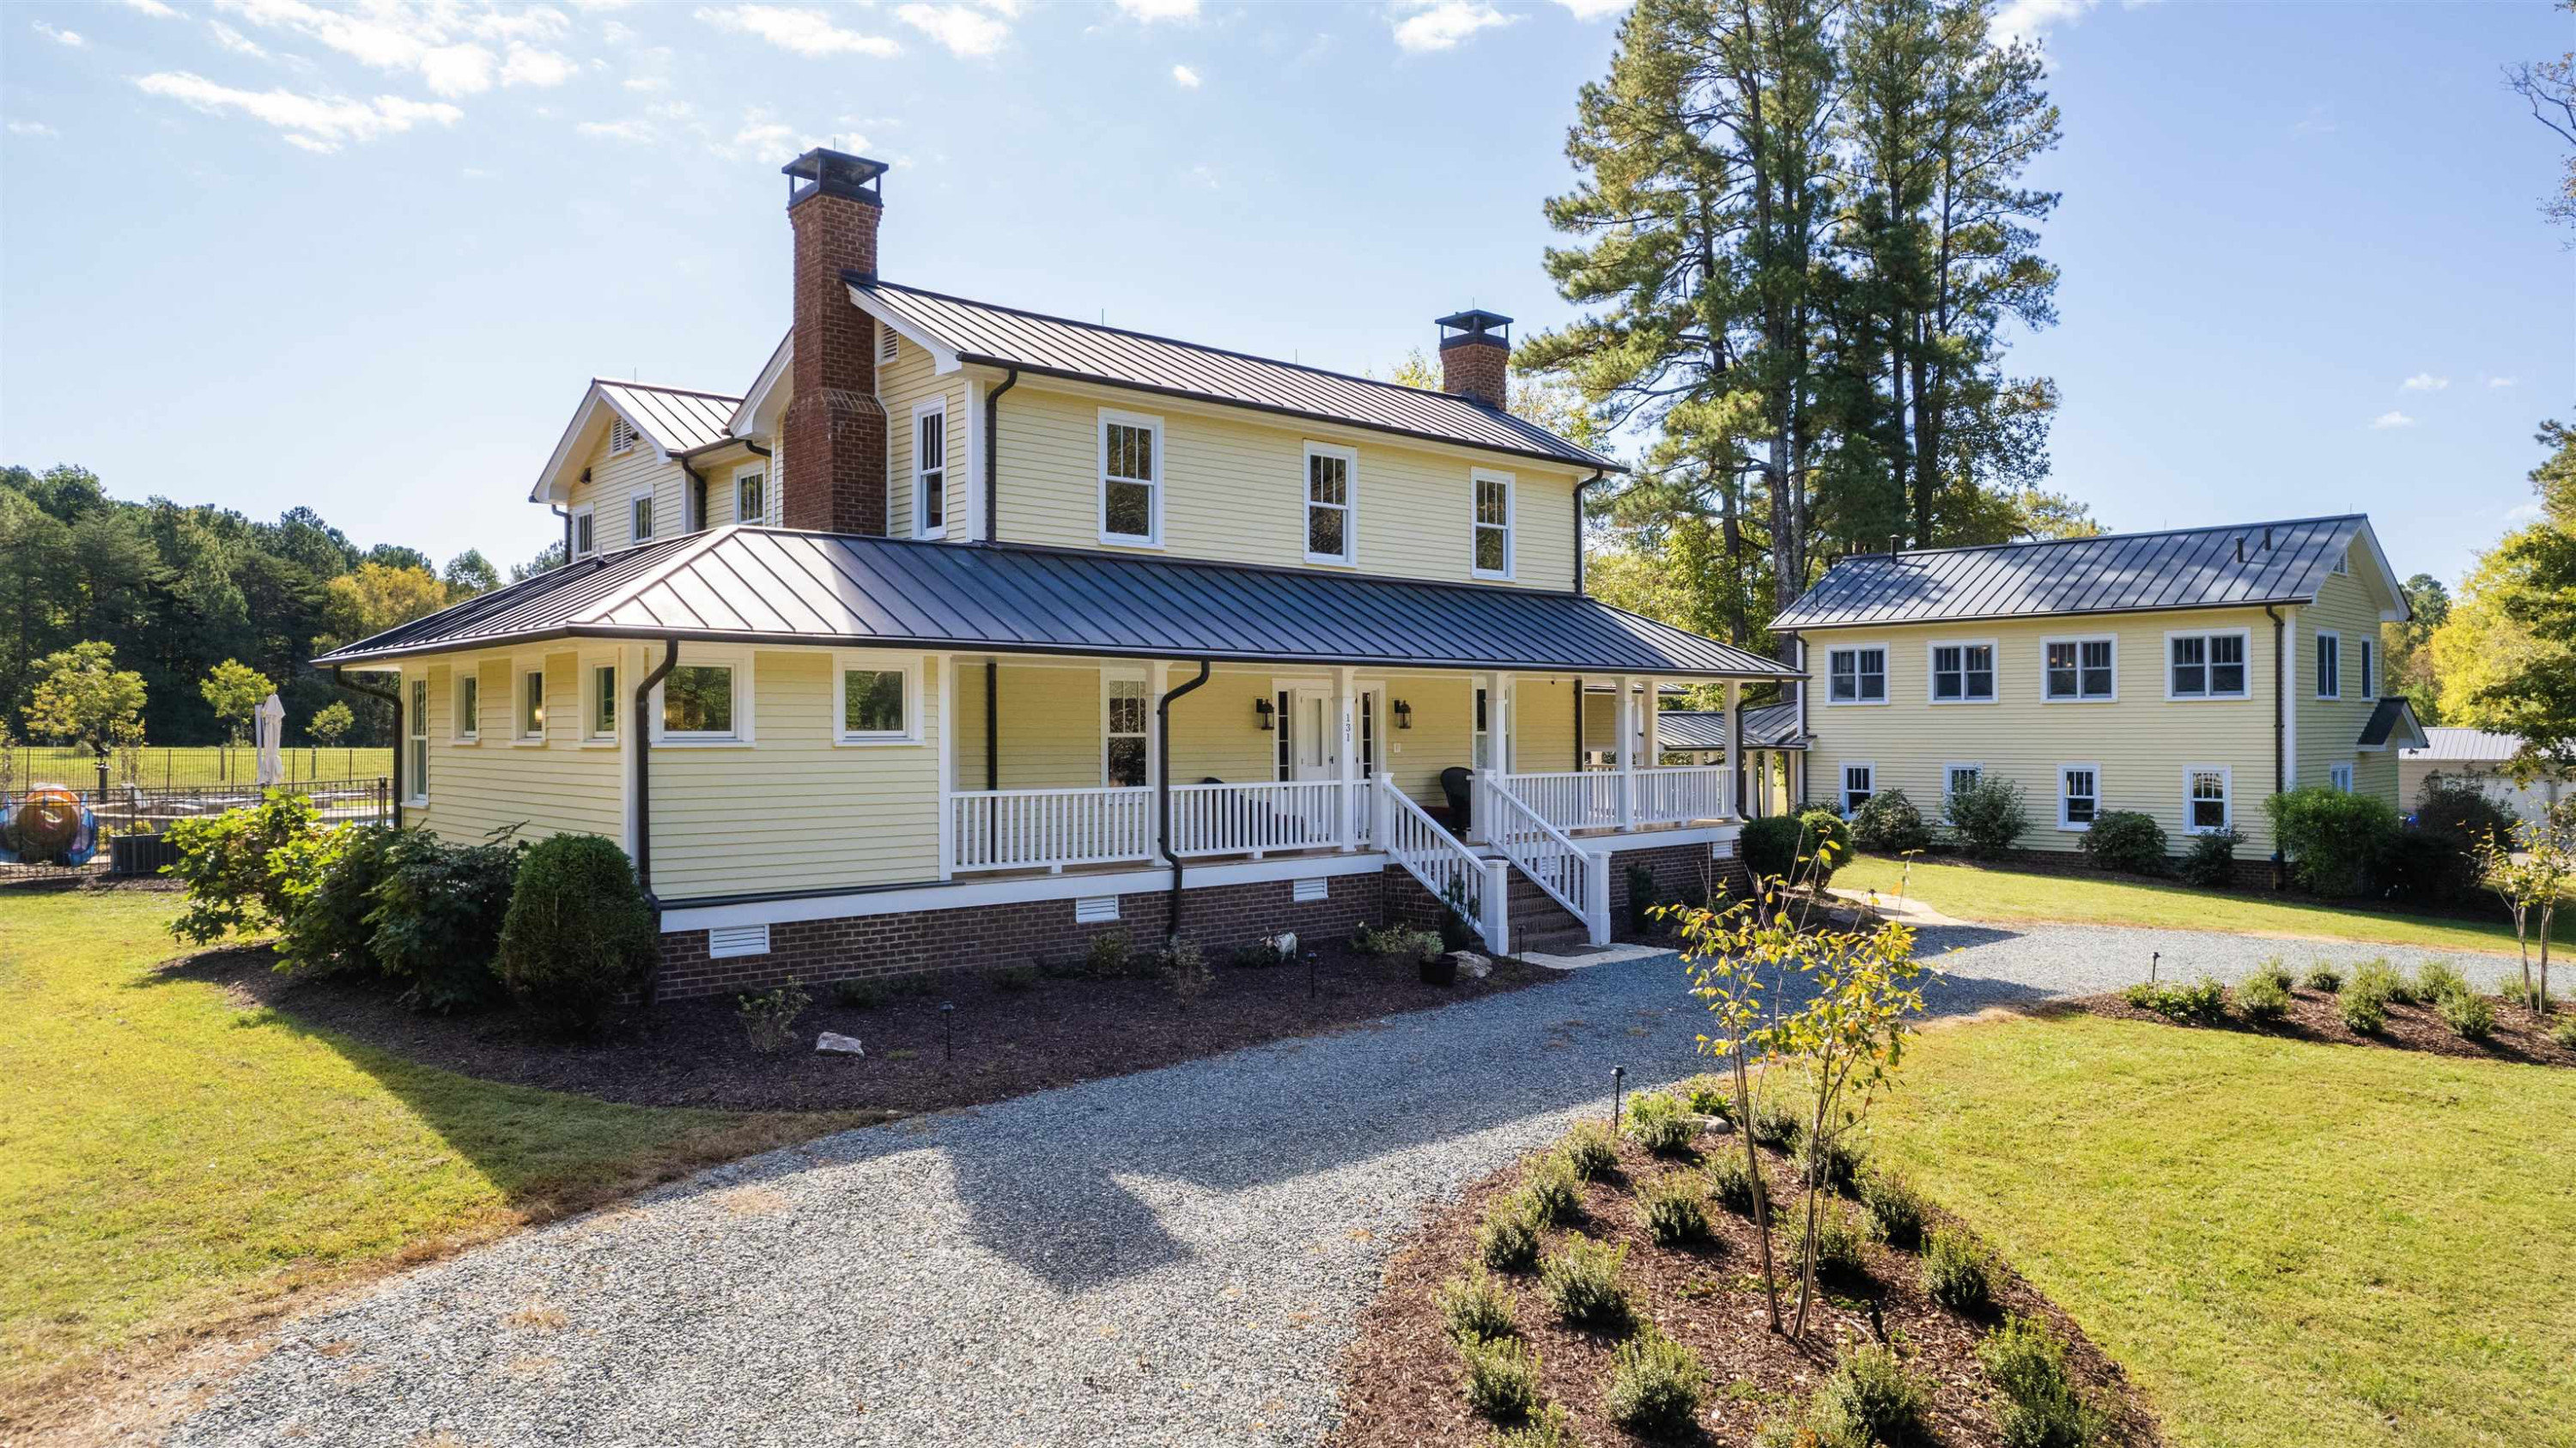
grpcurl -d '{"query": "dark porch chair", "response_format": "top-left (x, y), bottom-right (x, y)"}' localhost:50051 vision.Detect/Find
top-left (1438, 767), bottom-right (1473, 833)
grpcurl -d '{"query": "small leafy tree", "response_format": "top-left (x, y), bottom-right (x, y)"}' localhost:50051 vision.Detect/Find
top-left (167, 792), bottom-right (324, 943)
top-left (2476, 800), bottom-right (2574, 1012)
top-left (201, 659), bottom-right (273, 779)
top-left (307, 700), bottom-right (355, 774)
top-left (25, 641), bottom-right (146, 764)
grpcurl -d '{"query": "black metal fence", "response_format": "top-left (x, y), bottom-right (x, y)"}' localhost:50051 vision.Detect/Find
top-left (0, 777), bottom-right (394, 885)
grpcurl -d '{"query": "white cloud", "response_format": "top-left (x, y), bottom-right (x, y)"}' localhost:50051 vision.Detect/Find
top-left (419, 43), bottom-right (496, 95)
top-left (1391, 1), bottom-right (1516, 52)
top-left (33, 21), bottom-right (88, 47)
top-left (696, 5), bottom-right (900, 57)
top-left (2506, 501), bottom-right (2543, 522)
top-left (1551, 0), bottom-right (1629, 17)
top-left (2400, 373), bottom-right (2449, 392)
top-left (577, 116), bottom-right (654, 141)
top-left (113, 0), bottom-right (186, 18)
top-left (2488, 375), bottom-right (2518, 389)
top-left (568, 0), bottom-right (638, 9)
top-left (470, 8), bottom-right (571, 44)
top-left (621, 43), bottom-right (673, 88)
top-left (896, 3), bottom-right (1009, 56)
top-left (1185, 162), bottom-right (1219, 189)
top-left (1990, 0), bottom-right (2093, 47)
top-left (2370, 411), bottom-right (2416, 430)
top-left (501, 44), bottom-right (575, 86)
top-left (2290, 105), bottom-right (2334, 138)
top-left (1113, 0), bottom-right (1199, 20)
top-left (210, 20), bottom-right (268, 55)
top-left (8, 119), bottom-right (63, 137)
top-left (133, 70), bottom-right (461, 151)
top-left (1170, 62), bottom-right (1200, 88)
top-left (210, 0), bottom-right (570, 92)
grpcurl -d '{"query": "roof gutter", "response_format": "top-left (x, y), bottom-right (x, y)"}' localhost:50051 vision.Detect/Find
top-left (327, 666), bottom-right (404, 830)
top-left (984, 368), bottom-right (1018, 544)
top-left (1157, 660), bottom-right (1213, 941)
top-left (634, 637), bottom-right (680, 1002)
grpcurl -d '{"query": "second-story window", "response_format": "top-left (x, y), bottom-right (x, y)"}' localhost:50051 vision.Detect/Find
top-left (735, 470), bottom-right (765, 526)
top-left (2358, 638), bottom-right (2375, 698)
top-left (1827, 646), bottom-right (1886, 703)
top-left (572, 508), bottom-right (595, 557)
top-left (1929, 642), bottom-right (1995, 702)
top-left (2044, 638), bottom-right (2116, 701)
top-left (1099, 411), bottom-right (1161, 545)
top-left (1472, 470), bottom-right (1513, 577)
top-left (914, 402), bottom-right (946, 538)
top-left (1305, 444), bottom-right (1355, 564)
top-left (2168, 631), bottom-right (2247, 698)
top-left (630, 490), bottom-right (657, 544)
top-left (2315, 630), bottom-right (2342, 699)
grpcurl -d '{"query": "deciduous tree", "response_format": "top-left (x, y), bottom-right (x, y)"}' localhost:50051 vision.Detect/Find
top-left (26, 642), bottom-right (147, 761)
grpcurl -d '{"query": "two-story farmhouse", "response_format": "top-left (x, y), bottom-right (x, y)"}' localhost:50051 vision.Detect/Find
top-left (1771, 517), bottom-right (2427, 877)
top-left (314, 150), bottom-right (1796, 997)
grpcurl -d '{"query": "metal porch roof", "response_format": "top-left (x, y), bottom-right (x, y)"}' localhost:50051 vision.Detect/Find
top-left (315, 527), bottom-right (1797, 679)
top-left (1773, 516), bottom-right (2379, 630)
top-left (1654, 703), bottom-right (1807, 752)
top-left (853, 280), bottom-right (1620, 473)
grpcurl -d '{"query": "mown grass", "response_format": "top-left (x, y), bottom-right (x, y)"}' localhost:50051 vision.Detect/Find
top-left (6, 744), bottom-right (392, 789)
top-left (1836, 854), bottom-right (2567, 953)
top-left (1866, 1011), bottom-right (2576, 1448)
top-left (0, 889), bottom-right (856, 1421)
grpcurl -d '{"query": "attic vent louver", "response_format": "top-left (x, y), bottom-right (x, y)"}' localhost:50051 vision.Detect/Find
top-left (879, 326), bottom-right (899, 363)
top-left (610, 416), bottom-right (641, 454)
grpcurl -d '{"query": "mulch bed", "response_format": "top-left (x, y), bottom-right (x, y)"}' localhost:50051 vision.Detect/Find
top-left (177, 940), bottom-right (1558, 1113)
top-left (1328, 1130), bottom-right (2160, 1448)
top-left (2076, 983), bottom-right (2576, 1068)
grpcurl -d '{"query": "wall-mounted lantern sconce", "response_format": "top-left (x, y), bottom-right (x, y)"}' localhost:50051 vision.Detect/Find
top-left (1392, 698), bottom-right (1413, 730)
top-left (1254, 697), bottom-right (1275, 731)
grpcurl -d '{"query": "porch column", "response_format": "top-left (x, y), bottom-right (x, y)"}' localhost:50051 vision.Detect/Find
top-left (1615, 674), bottom-right (1637, 830)
top-left (1723, 678), bottom-right (1742, 820)
top-left (1494, 671), bottom-right (1514, 775)
top-left (937, 653), bottom-right (957, 880)
top-left (1334, 664), bottom-right (1358, 850)
top-left (1643, 684), bottom-right (1662, 766)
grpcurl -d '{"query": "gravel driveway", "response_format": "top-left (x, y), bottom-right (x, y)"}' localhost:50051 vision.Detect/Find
top-left (170, 923), bottom-right (2502, 1448)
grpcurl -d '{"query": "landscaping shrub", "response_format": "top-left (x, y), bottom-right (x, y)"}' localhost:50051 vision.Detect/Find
top-left (1438, 1268), bottom-right (1519, 1342)
top-left (369, 826), bottom-right (525, 1013)
top-left (1561, 1121), bottom-right (1620, 1181)
top-left (2390, 776), bottom-right (2519, 907)
top-left (1850, 788), bottom-right (1934, 855)
top-left (1677, 1073), bottom-right (1733, 1121)
top-left (1923, 1226), bottom-right (1996, 1315)
top-left (2235, 966), bottom-right (2293, 1025)
top-left (2122, 976), bottom-right (2227, 1025)
top-left (1741, 808), bottom-right (1851, 889)
top-left (2414, 959), bottom-right (2469, 1001)
top-left (1624, 1092), bottom-right (1695, 1155)
top-left (1707, 1153), bottom-right (1767, 1218)
top-left (1478, 1202), bottom-right (1543, 1273)
top-left (2551, 1014), bottom-right (2576, 1051)
top-left (1604, 1327), bottom-right (1707, 1439)
top-left (2337, 983), bottom-right (2389, 1035)
top-left (1811, 1342), bottom-right (1935, 1448)
top-left (1637, 1171), bottom-right (1711, 1246)
top-left (737, 978), bottom-right (811, 1053)
top-left (1978, 1316), bottom-right (2100, 1448)
top-left (1084, 929), bottom-right (1134, 979)
top-left (1230, 937), bottom-right (1290, 970)
top-left (1540, 1238), bottom-right (1632, 1331)
top-left (494, 833), bottom-right (657, 1033)
top-left (2302, 964), bottom-right (2343, 993)
top-left (2438, 987), bottom-right (2496, 1040)
top-left (270, 823), bottom-right (394, 976)
top-left (1492, 1402), bottom-right (1577, 1448)
top-left (1749, 1098), bottom-right (1802, 1153)
top-left (1458, 1333), bottom-right (1542, 1421)
top-left (1945, 777), bottom-right (2032, 859)
top-left (1438, 879), bottom-right (1479, 953)
top-left (2266, 785), bottom-right (2403, 897)
top-left (2349, 958), bottom-right (2409, 1006)
top-left (1522, 1154), bottom-right (1584, 1227)
top-left (1797, 1203), bottom-right (1870, 1286)
top-left (2178, 827), bottom-right (2244, 888)
top-left (1795, 1133), bottom-right (1862, 1195)
top-left (1355, 922), bottom-right (1443, 966)
top-left (832, 977), bottom-right (889, 1010)
top-left (168, 791), bottom-right (323, 944)
top-left (2078, 811), bottom-right (2168, 876)
top-left (1625, 863), bottom-right (1661, 934)
top-left (1157, 935), bottom-right (1211, 1003)
top-left (1857, 1169), bottom-right (1928, 1250)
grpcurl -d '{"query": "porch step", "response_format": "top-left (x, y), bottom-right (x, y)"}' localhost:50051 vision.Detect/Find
top-left (1515, 924), bottom-right (1593, 956)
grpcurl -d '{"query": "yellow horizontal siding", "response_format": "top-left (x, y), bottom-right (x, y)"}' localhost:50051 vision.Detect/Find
top-left (2294, 569), bottom-right (2398, 806)
top-left (404, 652), bottom-right (622, 848)
top-left (883, 338), bottom-right (969, 538)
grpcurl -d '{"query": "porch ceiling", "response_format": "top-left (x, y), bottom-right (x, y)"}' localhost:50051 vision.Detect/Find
top-left (315, 526), bottom-right (1801, 681)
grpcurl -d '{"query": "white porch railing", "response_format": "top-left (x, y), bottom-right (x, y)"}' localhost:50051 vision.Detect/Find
top-left (950, 785), bottom-right (1154, 873)
top-left (1500, 764), bottom-right (1735, 834)
top-left (1374, 773), bottom-right (1508, 952)
top-left (1633, 765), bottom-right (1731, 825)
top-left (1169, 779), bottom-right (1345, 858)
top-left (1483, 771), bottom-right (1611, 946)
top-left (1502, 770), bottom-right (1621, 833)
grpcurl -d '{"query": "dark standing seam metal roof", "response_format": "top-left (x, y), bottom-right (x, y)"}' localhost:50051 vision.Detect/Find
top-left (2357, 697), bottom-right (2427, 751)
top-left (1652, 703), bottom-right (1807, 752)
top-left (596, 380), bottom-right (741, 454)
top-left (854, 280), bottom-right (1620, 473)
top-left (1771, 516), bottom-right (2372, 630)
top-left (313, 527), bottom-right (1799, 678)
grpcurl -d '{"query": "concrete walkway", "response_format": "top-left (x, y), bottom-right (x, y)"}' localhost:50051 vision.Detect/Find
top-left (169, 922), bottom-right (2500, 1448)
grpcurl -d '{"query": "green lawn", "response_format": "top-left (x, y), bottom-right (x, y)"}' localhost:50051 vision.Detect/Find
top-left (1836, 854), bottom-right (2566, 954)
top-left (1871, 1012), bottom-right (2576, 1448)
top-left (0, 890), bottom-right (852, 1418)
top-left (8, 744), bottom-right (392, 789)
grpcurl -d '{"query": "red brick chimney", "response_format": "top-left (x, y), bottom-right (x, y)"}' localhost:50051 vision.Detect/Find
top-left (1435, 308), bottom-right (1512, 409)
top-left (781, 149), bottom-right (890, 535)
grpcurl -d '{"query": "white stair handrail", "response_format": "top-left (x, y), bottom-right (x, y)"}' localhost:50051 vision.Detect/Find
top-left (1376, 773), bottom-right (1506, 953)
top-left (1481, 770), bottom-right (1612, 946)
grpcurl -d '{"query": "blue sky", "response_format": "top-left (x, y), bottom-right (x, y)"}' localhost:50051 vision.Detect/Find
top-left (1, 0), bottom-right (2567, 590)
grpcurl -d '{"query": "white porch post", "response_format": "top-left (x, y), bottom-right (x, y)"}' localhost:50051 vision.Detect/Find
top-left (1480, 855), bottom-right (1512, 955)
top-left (1334, 664), bottom-right (1358, 850)
top-left (1495, 671), bottom-right (1514, 775)
top-left (1616, 673), bottom-right (1637, 829)
top-left (1723, 678), bottom-right (1742, 820)
top-left (937, 653), bottom-right (957, 880)
top-left (1643, 684), bottom-right (1662, 766)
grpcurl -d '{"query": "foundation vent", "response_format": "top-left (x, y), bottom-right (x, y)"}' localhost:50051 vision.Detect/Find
top-left (708, 923), bottom-right (772, 958)
top-left (1074, 896), bottom-right (1120, 924)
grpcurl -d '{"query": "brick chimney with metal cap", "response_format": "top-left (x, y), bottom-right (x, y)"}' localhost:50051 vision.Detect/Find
top-left (781, 148), bottom-right (890, 535)
top-left (1435, 309), bottom-right (1512, 409)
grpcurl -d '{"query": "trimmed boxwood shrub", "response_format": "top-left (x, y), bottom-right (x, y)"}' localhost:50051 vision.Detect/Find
top-left (370, 827), bottom-right (526, 1013)
top-left (2266, 785), bottom-right (2403, 897)
top-left (1741, 808), bottom-right (1854, 889)
top-left (1850, 788), bottom-right (1933, 855)
top-left (2080, 810), bottom-right (2168, 876)
top-left (1945, 776), bottom-right (2031, 859)
top-left (495, 833), bottom-right (659, 1032)
top-left (2179, 827), bottom-right (2244, 887)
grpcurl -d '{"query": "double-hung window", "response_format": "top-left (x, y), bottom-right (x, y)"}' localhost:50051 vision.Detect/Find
top-left (571, 507), bottom-right (595, 558)
top-left (518, 667), bottom-right (546, 742)
top-left (734, 468), bottom-right (766, 527)
top-left (2059, 765), bottom-right (2099, 830)
top-left (1928, 642), bottom-right (1996, 703)
top-left (2044, 637), bottom-right (2116, 701)
top-left (1099, 411), bottom-right (1161, 545)
top-left (629, 490), bottom-right (657, 545)
top-left (913, 402), bottom-right (946, 538)
top-left (407, 679), bottom-right (429, 804)
top-left (2315, 630), bottom-right (2342, 699)
top-left (1104, 677), bottom-right (1148, 786)
top-left (1304, 443), bottom-right (1356, 564)
top-left (1841, 763), bottom-right (1876, 815)
top-left (1944, 764), bottom-right (1983, 820)
top-left (835, 655), bottom-right (917, 745)
top-left (2329, 761), bottom-right (2354, 792)
top-left (2357, 638), bottom-right (2376, 698)
top-left (2167, 630), bottom-right (2248, 698)
top-left (586, 661), bottom-right (617, 741)
top-left (1471, 471), bottom-right (1513, 577)
top-left (1827, 646), bottom-right (1887, 704)
top-left (2185, 766), bottom-right (2232, 834)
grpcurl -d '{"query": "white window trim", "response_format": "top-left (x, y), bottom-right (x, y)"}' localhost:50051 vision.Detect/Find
top-left (2163, 627), bottom-right (2253, 701)
top-left (1101, 669), bottom-right (1150, 787)
top-left (512, 657), bottom-right (551, 746)
top-left (406, 677), bottom-right (430, 806)
top-left (833, 651), bottom-right (924, 746)
top-left (1841, 761), bottom-right (1876, 816)
top-left (1302, 441), bottom-right (1358, 567)
top-left (629, 485), bottom-right (659, 545)
top-left (2314, 629), bottom-right (2342, 700)
top-left (1923, 638), bottom-right (1999, 705)
top-left (2329, 761), bottom-right (2355, 792)
top-left (1824, 642), bottom-right (1892, 707)
top-left (2184, 764), bottom-right (2233, 835)
top-left (1941, 762), bottom-right (1984, 822)
top-left (912, 399), bottom-right (948, 540)
top-left (579, 652), bottom-right (622, 748)
top-left (1469, 467), bottom-right (1516, 580)
top-left (453, 668), bottom-right (481, 745)
top-left (1097, 407), bottom-right (1165, 549)
top-left (570, 504), bottom-right (597, 559)
top-left (2040, 633), bottom-right (2119, 703)
top-left (649, 645), bottom-right (756, 746)
top-left (2058, 763), bottom-right (2101, 832)
top-left (732, 462), bottom-right (769, 529)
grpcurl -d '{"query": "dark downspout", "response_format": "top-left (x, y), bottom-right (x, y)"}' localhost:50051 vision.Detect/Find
top-left (2267, 605), bottom-right (2287, 890)
top-left (984, 368), bottom-right (1018, 543)
top-left (634, 638), bottom-right (680, 1001)
top-left (983, 661), bottom-right (999, 792)
top-left (679, 459), bottom-right (708, 532)
top-left (1572, 472), bottom-right (1601, 594)
top-left (1157, 660), bottom-right (1213, 940)
top-left (329, 666), bottom-right (404, 830)
top-left (1573, 679), bottom-right (1584, 770)
top-left (552, 505), bottom-right (571, 568)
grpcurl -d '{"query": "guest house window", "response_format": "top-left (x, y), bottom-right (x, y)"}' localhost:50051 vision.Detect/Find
top-left (2186, 766), bottom-right (2231, 833)
top-left (837, 657), bottom-right (915, 744)
top-left (1944, 764), bottom-right (1983, 820)
top-left (659, 660), bottom-right (744, 741)
top-left (1929, 642), bottom-right (1995, 702)
top-left (735, 470), bottom-right (766, 527)
top-left (1842, 763), bottom-right (1875, 814)
top-left (914, 402), bottom-right (946, 538)
top-left (630, 490), bottom-right (657, 544)
top-left (2044, 638), bottom-right (2116, 701)
top-left (519, 668), bottom-right (545, 740)
top-left (572, 508), bottom-right (595, 558)
top-left (407, 679), bottom-right (428, 803)
top-left (1099, 411), bottom-right (1161, 545)
top-left (2060, 765), bottom-right (2099, 830)
top-left (1471, 471), bottom-right (1513, 577)
top-left (1827, 646), bottom-right (1887, 703)
top-left (1305, 444), bottom-right (1356, 564)
top-left (2330, 762), bottom-right (2354, 792)
top-left (2315, 631), bottom-right (2342, 699)
top-left (2358, 638), bottom-right (2376, 698)
top-left (2168, 631), bottom-right (2248, 698)
top-left (456, 674), bottom-right (479, 742)
top-left (1105, 678), bottom-right (1148, 786)
top-left (588, 663), bottom-right (617, 739)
